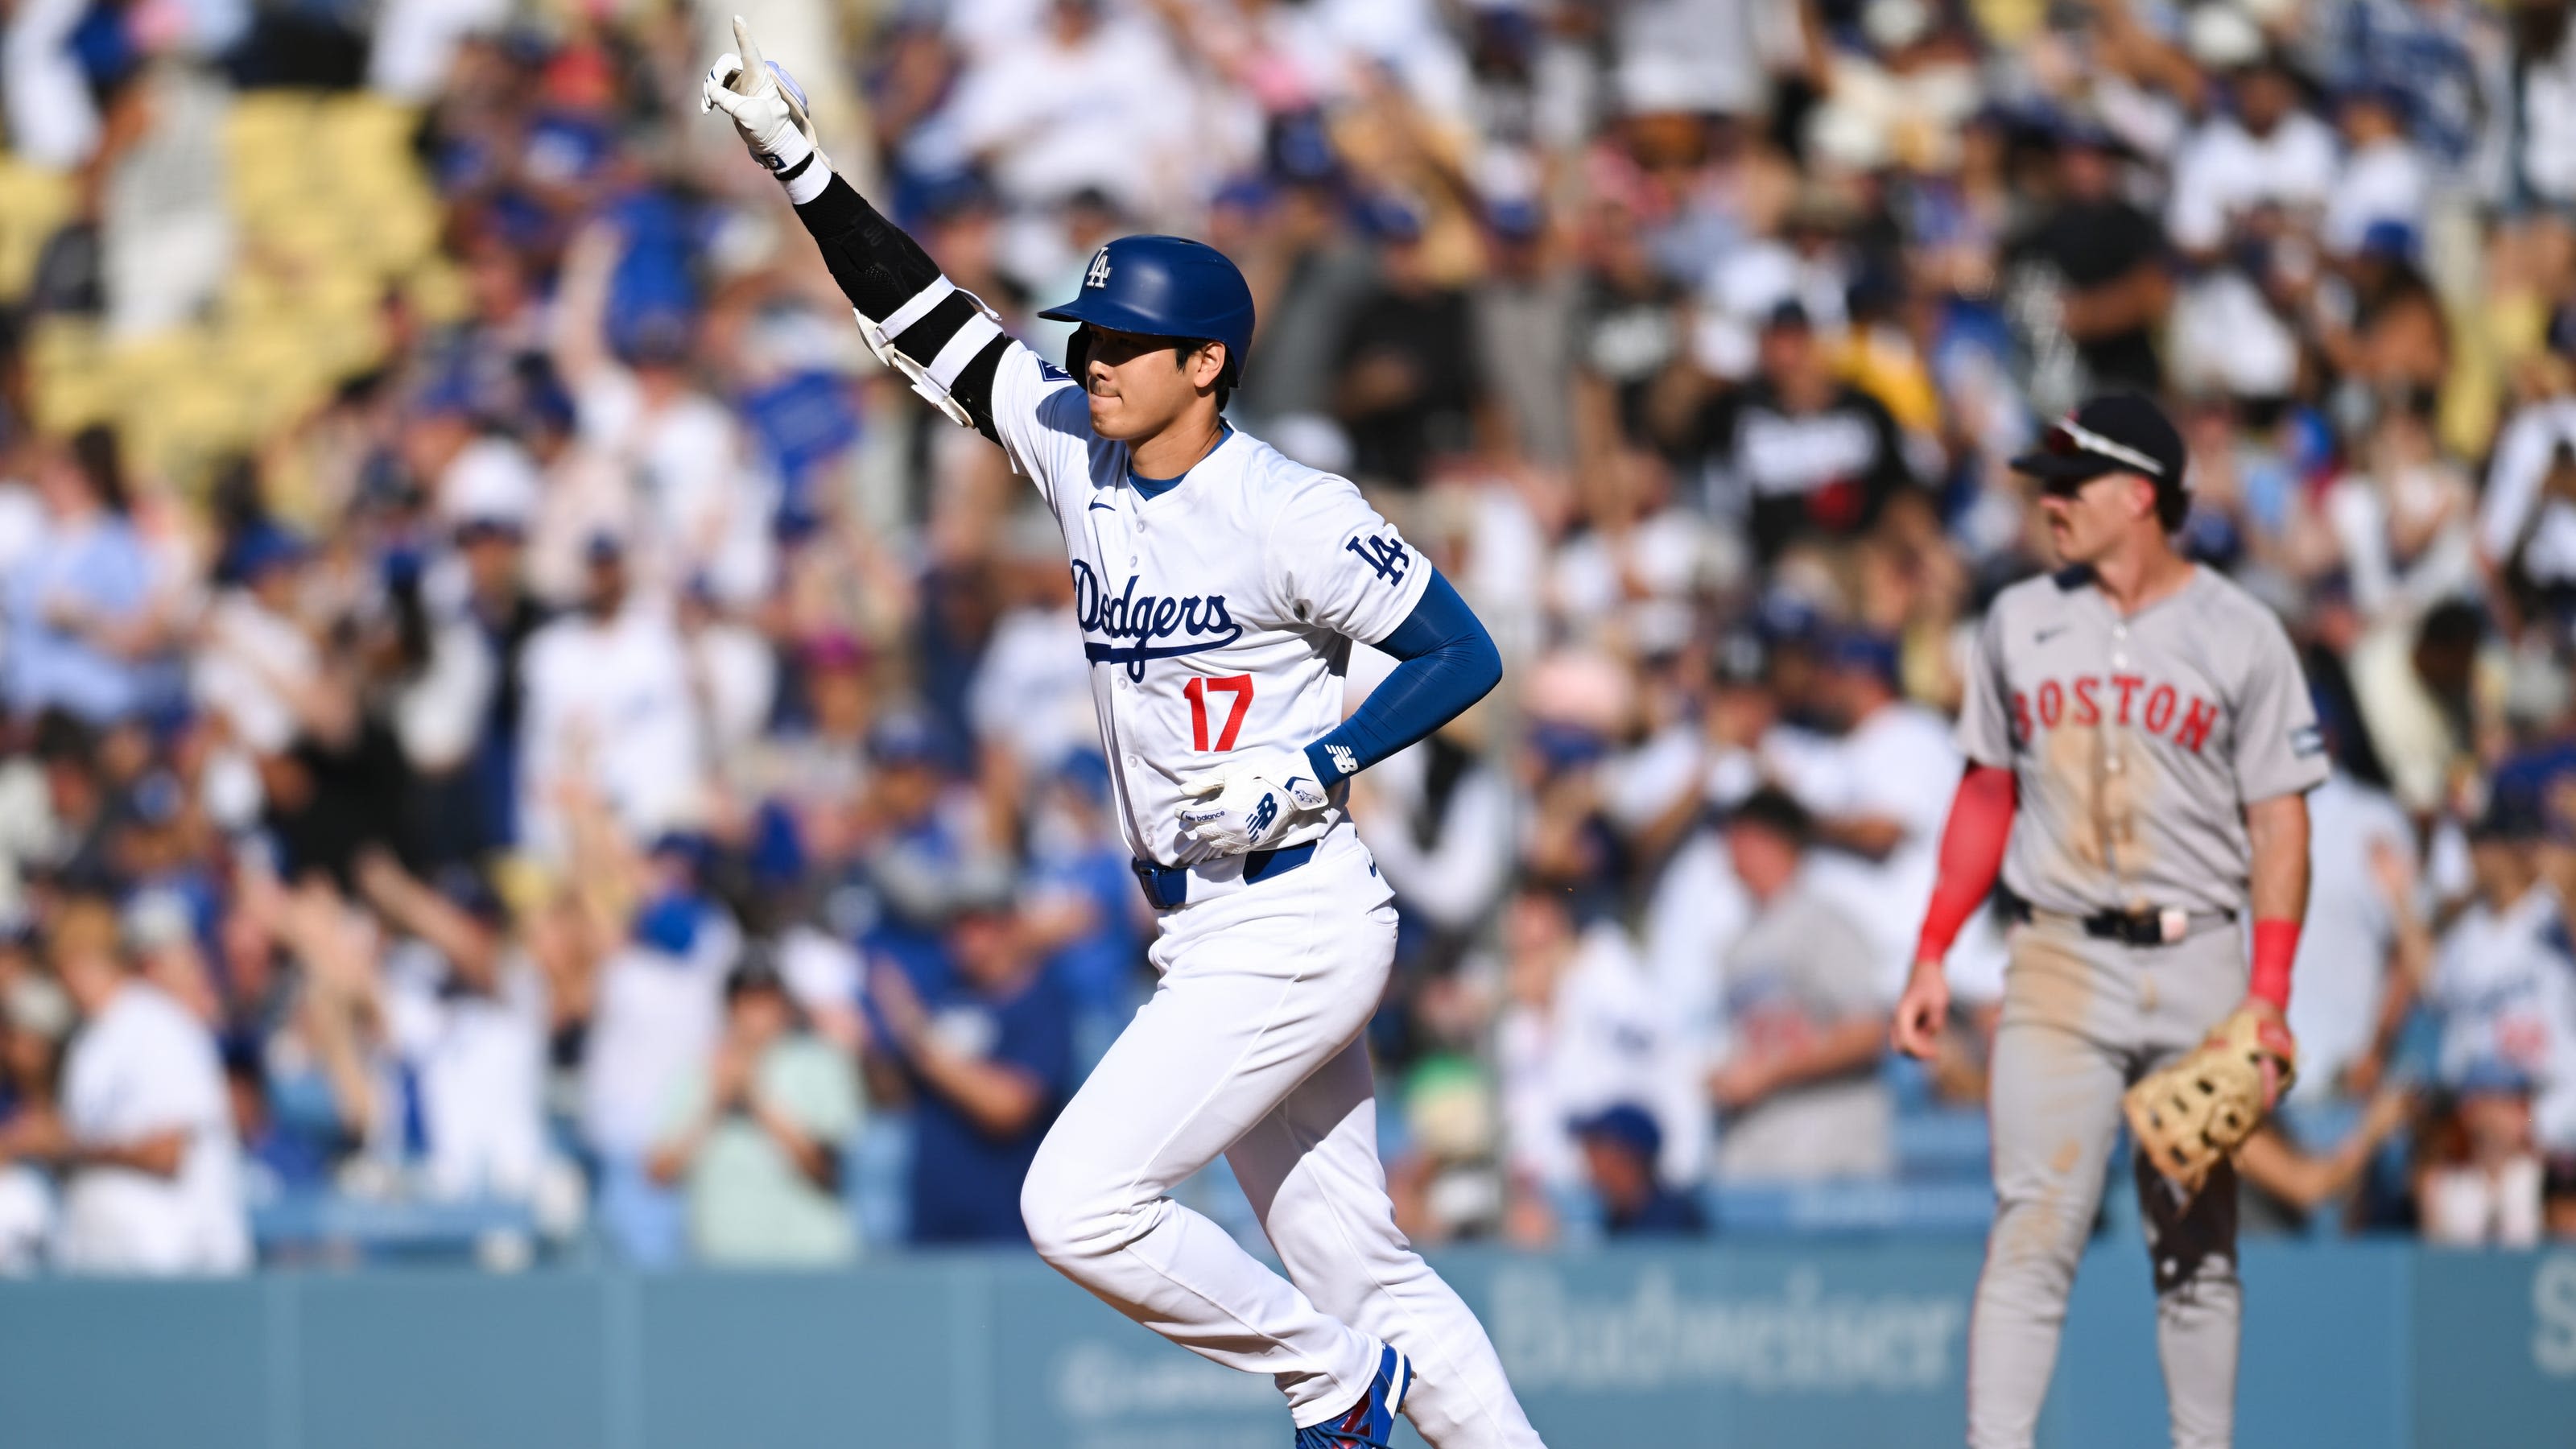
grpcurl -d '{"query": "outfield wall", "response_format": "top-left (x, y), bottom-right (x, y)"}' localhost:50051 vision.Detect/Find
top-left (3, 1242), bottom-right (2572, 1447)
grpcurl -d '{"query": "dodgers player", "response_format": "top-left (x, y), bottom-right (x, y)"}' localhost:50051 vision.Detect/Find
top-left (1892, 394), bottom-right (2325, 1449)
top-left (704, 27), bottom-right (1546, 1449)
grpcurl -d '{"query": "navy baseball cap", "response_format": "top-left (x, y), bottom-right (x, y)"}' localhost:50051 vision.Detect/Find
top-left (1822, 629), bottom-right (1901, 684)
top-left (1570, 1103), bottom-right (1663, 1162)
top-left (2013, 394), bottom-right (2186, 493)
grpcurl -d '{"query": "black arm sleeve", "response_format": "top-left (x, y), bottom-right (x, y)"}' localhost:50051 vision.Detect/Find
top-left (792, 174), bottom-right (1012, 441)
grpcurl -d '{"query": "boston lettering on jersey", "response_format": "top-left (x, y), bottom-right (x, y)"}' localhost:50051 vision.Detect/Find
top-left (2008, 675), bottom-right (2221, 753)
top-left (1071, 559), bottom-right (1244, 681)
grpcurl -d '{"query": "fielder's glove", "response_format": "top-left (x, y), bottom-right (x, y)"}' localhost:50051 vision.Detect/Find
top-left (2124, 1005), bottom-right (2297, 1196)
top-left (1175, 751), bottom-right (1328, 857)
top-left (700, 16), bottom-right (824, 175)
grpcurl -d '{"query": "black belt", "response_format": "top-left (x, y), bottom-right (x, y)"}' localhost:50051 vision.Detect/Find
top-left (1999, 889), bottom-right (2235, 947)
top-left (1131, 841), bottom-right (1317, 910)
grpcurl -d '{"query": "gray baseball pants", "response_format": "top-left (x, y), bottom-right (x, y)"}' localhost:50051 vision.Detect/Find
top-left (1967, 914), bottom-right (2246, 1449)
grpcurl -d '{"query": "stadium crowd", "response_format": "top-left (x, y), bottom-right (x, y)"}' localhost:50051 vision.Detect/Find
top-left (2, 0), bottom-right (2576, 1273)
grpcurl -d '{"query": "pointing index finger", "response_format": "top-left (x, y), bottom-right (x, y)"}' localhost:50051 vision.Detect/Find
top-left (730, 15), bottom-right (767, 93)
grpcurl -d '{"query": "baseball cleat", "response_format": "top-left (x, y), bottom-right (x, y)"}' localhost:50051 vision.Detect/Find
top-left (1295, 1344), bottom-right (1414, 1449)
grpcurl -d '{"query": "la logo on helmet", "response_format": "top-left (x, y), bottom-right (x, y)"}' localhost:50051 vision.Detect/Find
top-left (1085, 249), bottom-right (1113, 288)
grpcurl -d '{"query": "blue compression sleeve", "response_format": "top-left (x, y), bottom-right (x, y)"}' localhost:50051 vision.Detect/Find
top-left (1304, 569), bottom-right (1502, 786)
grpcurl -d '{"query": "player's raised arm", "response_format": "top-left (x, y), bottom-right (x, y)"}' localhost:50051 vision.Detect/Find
top-left (701, 19), bottom-right (1033, 449)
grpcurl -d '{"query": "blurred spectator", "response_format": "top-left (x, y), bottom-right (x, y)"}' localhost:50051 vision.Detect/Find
top-left (648, 950), bottom-right (861, 1267)
top-left (2418, 1063), bottom-right (2549, 1247)
top-left (583, 836), bottom-right (741, 1266)
top-left (0, 964), bottom-right (69, 1270)
top-left (1570, 1102), bottom-right (1706, 1238)
top-left (1496, 883), bottom-right (1701, 1197)
top-left (2289, 768), bottom-right (2431, 1102)
top-left (1333, 200), bottom-right (1481, 489)
top-left (13, 898), bottom-right (248, 1273)
top-left (1774, 630), bottom-right (1961, 998)
top-left (2477, 394), bottom-right (2576, 636)
top-left (2003, 125), bottom-right (2172, 403)
top-left (1693, 301), bottom-right (1919, 564)
top-left (866, 879), bottom-right (1073, 1246)
top-left (2424, 800), bottom-right (2576, 1200)
top-left (3, 430), bottom-right (171, 725)
top-left (518, 537), bottom-right (704, 860)
top-left (1707, 789), bottom-right (1893, 1183)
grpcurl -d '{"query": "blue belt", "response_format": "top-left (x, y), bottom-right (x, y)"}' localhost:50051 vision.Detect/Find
top-left (1131, 841), bottom-right (1317, 910)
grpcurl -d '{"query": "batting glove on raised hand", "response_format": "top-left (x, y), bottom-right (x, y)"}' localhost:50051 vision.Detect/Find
top-left (1175, 751), bottom-right (1329, 857)
top-left (700, 16), bottom-right (822, 172)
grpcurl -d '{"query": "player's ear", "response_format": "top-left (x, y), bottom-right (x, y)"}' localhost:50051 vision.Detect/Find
top-left (1185, 341), bottom-right (1227, 393)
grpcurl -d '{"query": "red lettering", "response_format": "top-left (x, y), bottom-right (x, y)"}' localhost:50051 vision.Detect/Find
top-left (2012, 691), bottom-right (2032, 744)
top-left (2175, 696), bottom-right (2219, 753)
top-left (2111, 674), bottom-right (2145, 724)
top-left (2072, 676), bottom-right (2102, 726)
top-left (2037, 680), bottom-right (2064, 727)
top-left (2144, 683), bottom-right (2178, 734)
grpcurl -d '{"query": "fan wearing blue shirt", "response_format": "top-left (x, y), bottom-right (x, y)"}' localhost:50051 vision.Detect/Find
top-left (866, 878), bottom-right (1075, 1246)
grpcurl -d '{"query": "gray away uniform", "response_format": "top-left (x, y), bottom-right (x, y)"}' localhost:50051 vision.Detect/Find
top-left (1955, 564), bottom-right (2327, 1449)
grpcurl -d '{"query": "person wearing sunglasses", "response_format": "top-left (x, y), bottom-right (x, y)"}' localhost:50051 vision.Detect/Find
top-left (1891, 392), bottom-right (2326, 1449)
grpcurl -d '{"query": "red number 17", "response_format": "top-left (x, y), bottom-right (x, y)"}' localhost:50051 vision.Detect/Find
top-left (1185, 674), bottom-right (1253, 751)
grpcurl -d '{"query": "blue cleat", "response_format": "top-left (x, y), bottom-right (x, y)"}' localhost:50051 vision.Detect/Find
top-left (1296, 1344), bottom-right (1414, 1449)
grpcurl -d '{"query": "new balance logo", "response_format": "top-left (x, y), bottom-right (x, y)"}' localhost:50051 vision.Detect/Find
top-left (1247, 793), bottom-right (1278, 837)
top-left (1324, 745), bottom-right (1356, 778)
top-left (1345, 535), bottom-right (1408, 585)
top-left (1084, 249), bottom-right (1113, 289)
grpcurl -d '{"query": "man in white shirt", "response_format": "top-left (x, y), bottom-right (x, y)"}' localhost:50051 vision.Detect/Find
top-left (945, 0), bottom-right (1200, 219)
top-left (6, 900), bottom-right (249, 1274)
top-left (517, 536), bottom-right (707, 860)
top-left (1777, 631), bottom-right (1968, 1000)
top-left (2289, 770), bottom-right (2427, 1100)
top-left (2323, 84), bottom-right (2429, 257)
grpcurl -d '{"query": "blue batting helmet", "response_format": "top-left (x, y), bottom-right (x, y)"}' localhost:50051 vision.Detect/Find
top-left (1038, 235), bottom-right (1255, 386)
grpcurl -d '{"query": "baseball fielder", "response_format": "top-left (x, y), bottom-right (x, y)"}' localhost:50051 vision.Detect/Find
top-left (704, 26), bottom-right (1546, 1449)
top-left (1893, 394), bottom-right (2322, 1449)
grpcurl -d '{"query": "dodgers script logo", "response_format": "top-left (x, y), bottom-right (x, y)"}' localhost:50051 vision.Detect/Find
top-left (1071, 559), bottom-right (1244, 681)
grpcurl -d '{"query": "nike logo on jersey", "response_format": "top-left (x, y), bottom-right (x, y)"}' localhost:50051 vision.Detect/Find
top-left (2035, 625), bottom-right (2068, 644)
top-left (1071, 559), bottom-right (1245, 681)
top-left (1088, 501), bottom-right (1115, 512)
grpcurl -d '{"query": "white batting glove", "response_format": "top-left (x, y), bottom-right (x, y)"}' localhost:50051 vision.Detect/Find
top-left (1175, 751), bottom-right (1328, 857)
top-left (700, 16), bottom-right (824, 178)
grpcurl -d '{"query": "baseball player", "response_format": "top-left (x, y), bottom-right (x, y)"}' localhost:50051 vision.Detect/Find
top-left (703, 26), bottom-right (1546, 1449)
top-left (1891, 394), bottom-right (2323, 1449)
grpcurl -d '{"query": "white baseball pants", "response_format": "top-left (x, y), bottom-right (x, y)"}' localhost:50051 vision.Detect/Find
top-left (1020, 826), bottom-right (1545, 1446)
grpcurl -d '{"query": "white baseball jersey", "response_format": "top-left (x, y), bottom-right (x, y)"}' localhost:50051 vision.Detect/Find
top-left (985, 346), bottom-right (1432, 868)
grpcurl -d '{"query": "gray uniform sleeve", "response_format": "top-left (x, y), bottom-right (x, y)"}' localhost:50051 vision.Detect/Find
top-left (1955, 606), bottom-right (2017, 769)
top-left (2230, 612), bottom-right (2329, 803)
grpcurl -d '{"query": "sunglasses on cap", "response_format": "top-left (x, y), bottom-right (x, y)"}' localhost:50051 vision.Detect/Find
top-left (2037, 417), bottom-right (2166, 493)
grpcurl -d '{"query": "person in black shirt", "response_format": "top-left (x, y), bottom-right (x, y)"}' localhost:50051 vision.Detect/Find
top-left (2003, 124), bottom-right (2173, 396)
top-left (1331, 202), bottom-right (1481, 489)
top-left (1695, 300), bottom-right (1919, 564)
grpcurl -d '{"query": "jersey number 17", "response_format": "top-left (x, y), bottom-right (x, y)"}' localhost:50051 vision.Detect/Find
top-left (1185, 674), bottom-right (1253, 751)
